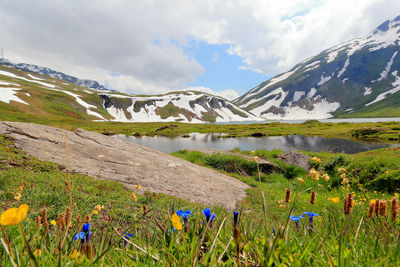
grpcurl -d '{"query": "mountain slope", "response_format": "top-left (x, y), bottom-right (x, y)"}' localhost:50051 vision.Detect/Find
top-left (235, 15), bottom-right (400, 119)
top-left (0, 65), bottom-right (260, 123)
top-left (0, 58), bottom-right (110, 91)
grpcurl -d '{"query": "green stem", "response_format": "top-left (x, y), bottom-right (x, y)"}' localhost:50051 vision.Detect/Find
top-left (18, 223), bottom-right (38, 267)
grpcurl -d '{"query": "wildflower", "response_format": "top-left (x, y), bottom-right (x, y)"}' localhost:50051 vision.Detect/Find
top-left (322, 173), bottom-right (330, 181)
top-left (70, 249), bottom-right (79, 264)
top-left (202, 208), bottom-right (216, 225)
top-left (302, 212), bottom-right (319, 229)
top-left (317, 184), bottom-right (324, 188)
top-left (344, 193), bottom-right (353, 215)
top-left (0, 204), bottom-right (29, 226)
top-left (308, 168), bottom-right (320, 181)
top-left (382, 193), bottom-right (385, 197)
top-left (92, 210), bottom-right (99, 215)
top-left (78, 220), bottom-right (92, 259)
top-left (338, 167), bottom-right (346, 173)
top-left (94, 205), bottom-right (105, 211)
top-left (368, 202), bottom-right (375, 218)
top-left (375, 200), bottom-right (380, 217)
top-left (122, 233), bottom-right (133, 247)
top-left (130, 192), bottom-right (137, 201)
top-left (171, 213), bottom-right (182, 230)
top-left (312, 156), bottom-right (321, 164)
top-left (34, 248), bottom-right (42, 256)
top-left (233, 211), bottom-right (241, 258)
top-left (341, 178), bottom-right (349, 184)
top-left (297, 177), bottom-right (304, 183)
top-left (285, 189), bottom-right (291, 203)
top-left (340, 173), bottom-right (346, 179)
top-left (290, 215), bottom-right (303, 230)
top-left (329, 197), bottom-right (340, 204)
top-left (250, 151), bottom-right (255, 154)
top-left (176, 210), bottom-right (192, 232)
top-left (391, 198), bottom-right (398, 222)
top-left (135, 184), bottom-right (141, 190)
top-left (14, 192), bottom-right (22, 201)
top-left (379, 200), bottom-right (387, 216)
top-left (50, 220), bottom-right (57, 225)
top-left (310, 191), bottom-right (316, 205)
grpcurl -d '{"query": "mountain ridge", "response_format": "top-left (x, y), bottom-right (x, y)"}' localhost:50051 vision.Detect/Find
top-left (234, 15), bottom-right (400, 119)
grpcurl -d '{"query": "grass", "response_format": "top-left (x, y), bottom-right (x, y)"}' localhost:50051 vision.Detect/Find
top-left (1, 133), bottom-right (399, 266)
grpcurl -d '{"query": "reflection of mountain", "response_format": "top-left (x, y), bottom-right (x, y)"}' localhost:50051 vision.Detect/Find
top-left (115, 134), bottom-right (391, 154)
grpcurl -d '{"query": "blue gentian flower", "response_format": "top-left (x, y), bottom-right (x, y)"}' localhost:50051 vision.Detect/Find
top-left (176, 210), bottom-right (193, 218)
top-left (302, 212), bottom-right (320, 229)
top-left (177, 210), bottom-right (192, 232)
top-left (233, 211), bottom-right (239, 226)
top-left (74, 223), bottom-right (91, 241)
top-left (122, 232), bottom-right (133, 247)
top-left (202, 208), bottom-right (216, 224)
top-left (272, 227), bottom-right (276, 236)
top-left (289, 215), bottom-right (303, 230)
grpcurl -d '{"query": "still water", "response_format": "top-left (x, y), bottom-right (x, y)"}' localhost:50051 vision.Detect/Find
top-left (116, 133), bottom-right (396, 154)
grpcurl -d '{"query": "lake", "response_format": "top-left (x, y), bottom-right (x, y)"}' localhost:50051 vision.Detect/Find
top-left (115, 133), bottom-right (397, 154)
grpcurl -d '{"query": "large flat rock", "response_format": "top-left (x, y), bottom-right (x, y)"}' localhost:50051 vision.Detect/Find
top-left (0, 121), bottom-right (249, 209)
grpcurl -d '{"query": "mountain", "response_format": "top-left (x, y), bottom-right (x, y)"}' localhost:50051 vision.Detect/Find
top-left (234, 15), bottom-right (400, 119)
top-left (0, 58), bottom-right (111, 92)
top-left (0, 65), bottom-right (260, 123)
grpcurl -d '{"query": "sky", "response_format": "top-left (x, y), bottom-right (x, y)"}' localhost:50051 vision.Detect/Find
top-left (1, 0), bottom-right (400, 100)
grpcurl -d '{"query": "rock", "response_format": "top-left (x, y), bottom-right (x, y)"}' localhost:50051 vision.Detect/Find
top-left (0, 121), bottom-right (249, 209)
top-left (277, 151), bottom-right (311, 171)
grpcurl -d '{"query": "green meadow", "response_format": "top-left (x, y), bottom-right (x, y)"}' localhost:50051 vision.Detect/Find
top-left (1, 132), bottom-right (399, 266)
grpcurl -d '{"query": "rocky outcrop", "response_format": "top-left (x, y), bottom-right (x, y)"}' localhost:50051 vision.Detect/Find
top-left (0, 121), bottom-right (249, 209)
top-left (277, 151), bottom-right (311, 170)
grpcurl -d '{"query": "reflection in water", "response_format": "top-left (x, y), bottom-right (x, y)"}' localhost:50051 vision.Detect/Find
top-left (116, 133), bottom-right (395, 154)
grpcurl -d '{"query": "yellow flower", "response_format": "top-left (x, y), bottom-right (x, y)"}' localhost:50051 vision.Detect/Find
top-left (322, 174), bottom-right (330, 181)
top-left (130, 192), bottom-right (137, 202)
top-left (297, 177), bottom-right (304, 183)
top-left (50, 220), bottom-right (57, 225)
top-left (14, 193), bottom-right (22, 201)
top-left (341, 178), bottom-right (349, 184)
top-left (135, 184), bottom-right (142, 190)
top-left (250, 151), bottom-right (255, 155)
top-left (171, 213), bottom-right (182, 230)
top-left (317, 184), bottom-right (324, 188)
top-left (18, 186), bottom-right (24, 191)
top-left (70, 249), bottom-right (79, 264)
top-left (369, 199), bottom-right (376, 204)
top-left (312, 156), bottom-right (321, 164)
top-left (329, 197), bottom-right (340, 204)
top-left (394, 193), bottom-right (399, 196)
top-left (374, 191), bottom-right (377, 194)
top-left (93, 210), bottom-right (99, 215)
top-left (382, 193), bottom-right (385, 196)
top-left (94, 205), bottom-right (105, 211)
top-left (0, 204), bottom-right (29, 226)
top-left (338, 167), bottom-right (346, 173)
top-left (34, 249), bottom-right (42, 256)
top-left (340, 173), bottom-right (346, 179)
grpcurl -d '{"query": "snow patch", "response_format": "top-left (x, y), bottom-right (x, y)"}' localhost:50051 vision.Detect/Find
top-left (0, 81), bottom-right (18, 86)
top-left (293, 91), bottom-right (305, 102)
top-left (0, 87), bottom-right (29, 105)
top-left (366, 70), bottom-right (400, 106)
top-left (303, 60), bottom-right (320, 71)
top-left (0, 70), bottom-right (56, 88)
top-left (364, 87), bottom-right (372, 95)
top-left (260, 99), bottom-right (340, 120)
top-left (372, 51), bottom-right (397, 82)
top-left (326, 50), bottom-right (339, 63)
top-left (317, 73), bottom-right (332, 86)
top-left (27, 74), bottom-right (45, 80)
top-left (307, 88), bottom-right (317, 98)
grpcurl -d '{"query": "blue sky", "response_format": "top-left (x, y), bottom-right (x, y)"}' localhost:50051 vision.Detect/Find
top-left (183, 41), bottom-right (269, 95)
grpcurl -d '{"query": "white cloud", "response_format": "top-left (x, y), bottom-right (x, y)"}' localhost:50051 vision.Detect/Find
top-left (1, 0), bottom-right (399, 96)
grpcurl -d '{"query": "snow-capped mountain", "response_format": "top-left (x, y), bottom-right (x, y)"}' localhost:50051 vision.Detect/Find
top-left (234, 15), bottom-right (400, 119)
top-left (0, 58), bottom-right (111, 92)
top-left (100, 91), bottom-right (260, 123)
top-left (0, 65), bottom-right (260, 123)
